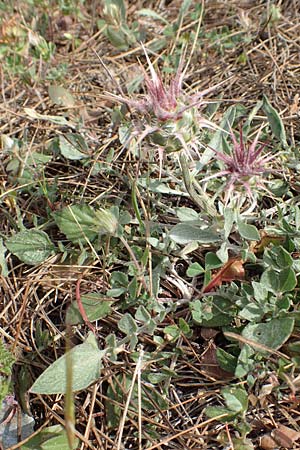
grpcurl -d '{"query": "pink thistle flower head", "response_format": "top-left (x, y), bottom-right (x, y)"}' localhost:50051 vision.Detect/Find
top-left (107, 44), bottom-right (224, 127)
top-left (138, 43), bottom-right (185, 121)
top-left (101, 44), bottom-right (227, 173)
top-left (204, 125), bottom-right (276, 202)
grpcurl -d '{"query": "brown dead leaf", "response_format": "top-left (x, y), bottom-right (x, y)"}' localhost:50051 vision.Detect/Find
top-left (272, 424), bottom-right (300, 448)
top-left (201, 328), bottom-right (219, 341)
top-left (200, 342), bottom-right (233, 380)
top-left (251, 231), bottom-right (285, 255)
top-left (260, 434), bottom-right (277, 449)
top-left (203, 258), bottom-right (245, 293)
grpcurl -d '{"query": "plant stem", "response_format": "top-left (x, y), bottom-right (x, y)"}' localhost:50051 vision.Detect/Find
top-left (180, 154), bottom-right (217, 217)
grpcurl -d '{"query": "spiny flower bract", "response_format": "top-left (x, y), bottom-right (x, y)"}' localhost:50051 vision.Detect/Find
top-left (204, 125), bottom-right (276, 203)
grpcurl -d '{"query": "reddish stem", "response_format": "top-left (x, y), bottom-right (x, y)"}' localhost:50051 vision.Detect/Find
top-left (76, 278), bottom-right (96, 334)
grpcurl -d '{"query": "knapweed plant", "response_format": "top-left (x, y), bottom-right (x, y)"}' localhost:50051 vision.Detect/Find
top-left (107, 44), bottom-right (223, 172)
top-left (201, 124), bottom-right (278, 211)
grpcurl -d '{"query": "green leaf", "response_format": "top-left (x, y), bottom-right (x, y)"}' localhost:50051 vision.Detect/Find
top-left (278, 267), bottom-right (297, 292)
top-left (58, 134), bottom-right (89, 160)
top-left (178, 318), bottom-right (191, 336)
top-left (6, 230), bottom-right (55, 265)
top-left (242, 317), bottom-right (294, 352)
top-left (263, 245), bottom-right (293, 270)
top-left (53, 204), bottom-right (98, 244)
top-left (106, 27), bottom-right (128, 50)
top-left (0, 238), bottom-right (8, 276)
top-left (243, 100), bottom-right (263, 137)
top-left (169, 223), bottom-right (221, 244)
top-left (205, 252), bottom-right (223, 270)
top-left (222, 386), bottom-right (248, 413)
top-left (186, 262), bottom-right (204, 277)
top-left (24, 108), bottom-right (76, 129)
top-left (136, 8), bottom-right (170, 25)
top-left (106, 373), bottom-right (168, 428)
top-left (224, 208), bottom-right (235, 239)
top-left (48, 86), bottom-right (75, 107)
top-left (200, 104), bottom-right (246, 165)
top-left (237, 219), bottom-right (260, 241)
top-left (118, 313), bottom-right (138, 335)
top-left (66, 294), bottom-right (113, 325)
top-left (176, 207), bottom-right (199, 222)
top-left (206, 386), bottom-right (248, 422)
top-left (0, 340), bottom-right (15, 378)
top-left (261, 267), bottom-right (296, 293)
top-left (190, 296), bottom-right (236, 327)
top-left (216, 348), bottom-right (237, 373)
top-left (262, 95), bottom-right (288, 148)
top-left (30, 334), bottom-right (105, 394)
top-left (239, 303), bottom-right (264, 321)
top-left (164, 324), bottom-right (180, 341)
top-left (135, 305), bottom-right (151, 323)
top-left (22, 425), bottom-right (78, 450)
top-left (205, 406), bottom-right (235, 421)
top-left (252, 281), bottom-right (268, 302)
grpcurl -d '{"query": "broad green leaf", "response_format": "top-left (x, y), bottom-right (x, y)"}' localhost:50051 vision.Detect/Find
top-left (169, 224), bottom-right (220, 244)
top-left (261, 267), bottom-right (296, 293)
top-left (59, 134), bottom-right (89, 160)
top-left (176, 207), bottom-right (199, 222)
top-left (118, 313), bottom-right (138, 335)
top-left (110, 271), bottom-right (128, 286)
top-left (260, 269), bottom-right (278, 293)
top-left (235, 344), bottom-right (255, 378)
top-left (22, 425), bottom-right (78, 450)
top-left (48, 86), bottom-right (75, 107)
top-left (164, 324), bottom-right (180, 341)
top-left (178, 318), bottom-right (191, 336)
top-left (66, 294), bottom-right (113, 325)
top-left (242, 317), bottom-right (294, 352)
top-left (6, 230), bottom-right (55, 265)
top-left (263, 245), bottom-right (293, 270)
top-left (190, 296), bottom-right (236, 327)
top-left (216, 348), bottom-right (237, 374)
top-left (262, 95), bottom-right (288, 148)
top-left (205, 252), bottom-right (223, 270)
top-left (206, 386), bottom-right (248, 422)
top-left (106, 27), bottom-right (128, 50)
top-left (252, 281), bottom-right (268, 302)
top-left (24, 108), bottom-right (76, 129)
top-left (30, 334), bottom-right (105, 394)
top-left (186, 262), bottom-right (204, 277)
top-left (237, 219), bottom-right (260, 241)
top-left (277, 267), bottom-right (297, 292)
top-left (222, 386), bottom-right (248, 413)
top-left (135, 305), bottom-right (151, 323)
top-left (239, 303), bottom-right (264, 321)
top-left (53, 204), bottom-right (98, 244)
top-left (0, 238), bottom-right (8, 276)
